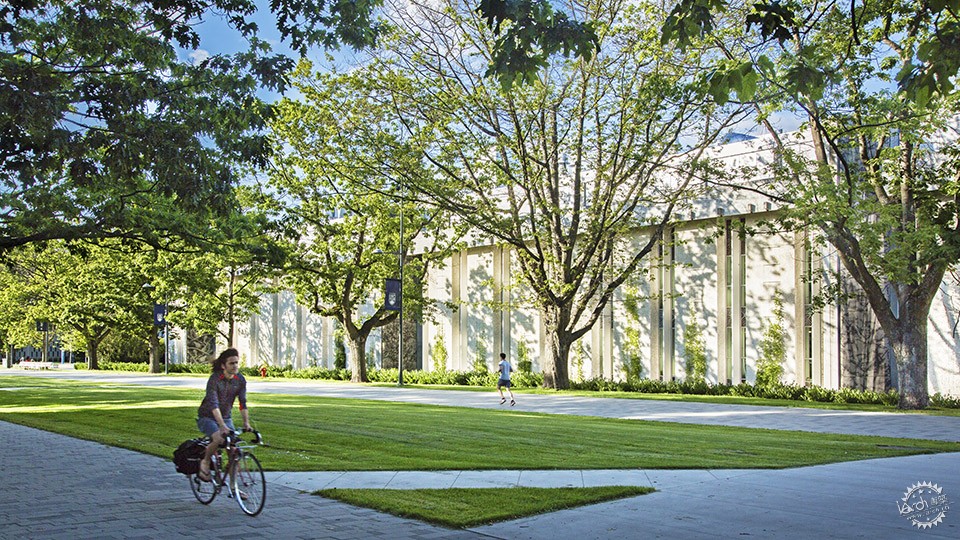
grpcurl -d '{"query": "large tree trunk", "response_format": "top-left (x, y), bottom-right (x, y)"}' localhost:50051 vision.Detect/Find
top-left (854, 278), bottom-right (937, 410)
top-left (845, 280), bottom-right (934, 410)
top-left (827, 221), bottom-right (944, 410)
top-left (348, 332), bottom-right (369, 383)
top-left (542, 303), bottom-right (580, 389)
top-left (148, 329), bottom-right (162, 373)
top-left (86, 339), bottom-right (100, 370)
top-left (888, 308), bottom-right (930, 410)
top-left (542, 333), bottom-right (573, 389)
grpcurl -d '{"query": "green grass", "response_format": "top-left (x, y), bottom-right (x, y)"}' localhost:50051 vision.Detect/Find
top-left (0, 376), bottom-right (957, 472)
top-left (316, 486), bottom-right (655, 528)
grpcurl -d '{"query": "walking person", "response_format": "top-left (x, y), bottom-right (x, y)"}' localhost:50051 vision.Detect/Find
top-left (196, 348), bottom-right (252, 482)
top-left (496, 352), bottom-right (516, 406)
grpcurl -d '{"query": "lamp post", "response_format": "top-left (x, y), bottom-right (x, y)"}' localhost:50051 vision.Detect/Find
top-left (398, 201), bottom-right (404, 386)
top-left (163, 299), bottom-right (169, 375)
top-left (381, 187), bottom-right (405, 386)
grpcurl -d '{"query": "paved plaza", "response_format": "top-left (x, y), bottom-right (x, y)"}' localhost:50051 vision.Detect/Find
top-left (1, 370), bottom-right (959, 539)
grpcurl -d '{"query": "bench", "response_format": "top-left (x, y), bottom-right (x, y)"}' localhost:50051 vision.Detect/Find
top-left (18, 361), bottom-right (76, 370)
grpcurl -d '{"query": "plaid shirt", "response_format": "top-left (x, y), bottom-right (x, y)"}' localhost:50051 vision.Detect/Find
top-left (197, 372), bottom-right (247, 420)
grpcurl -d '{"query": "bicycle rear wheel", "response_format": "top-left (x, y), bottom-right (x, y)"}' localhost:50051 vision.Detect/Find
top-left (233, 451), bottom-right (266, 516)
top-left (189, 472), bottom-right (217, 504)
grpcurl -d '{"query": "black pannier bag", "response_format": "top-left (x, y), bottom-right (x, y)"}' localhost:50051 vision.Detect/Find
top-left (173, 438), bottom-right (209, 475)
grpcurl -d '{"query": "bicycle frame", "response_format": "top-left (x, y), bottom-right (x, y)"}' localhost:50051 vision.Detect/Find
top-left (189, 429), bottom-right (266, 516)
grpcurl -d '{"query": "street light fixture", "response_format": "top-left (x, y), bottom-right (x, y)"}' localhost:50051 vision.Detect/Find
top-left (142, 282), bottom-right (169, 375)
top-left (382, 255), bottom-right (404, 385)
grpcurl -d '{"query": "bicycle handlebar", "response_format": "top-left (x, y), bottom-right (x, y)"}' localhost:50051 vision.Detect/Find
top-left (224, 429), bottom-right (262, 446)
top-left (243, 428), bottom-right (263, 445)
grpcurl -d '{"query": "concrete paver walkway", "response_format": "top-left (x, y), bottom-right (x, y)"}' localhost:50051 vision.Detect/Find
top-left (266, 468), bottom-right (692, 491)
top-left (2, 369), bottom-right (959, 539)
top-left (0, 420), bottom-right (481, 540)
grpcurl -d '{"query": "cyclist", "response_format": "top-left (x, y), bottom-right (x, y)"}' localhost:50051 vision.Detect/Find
top-left (196, 348), bottom-right (252, 482)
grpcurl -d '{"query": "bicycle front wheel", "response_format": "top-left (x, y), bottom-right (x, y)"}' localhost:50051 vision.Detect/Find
top-left (233, 452), bottom-right (266, 516)
top-left (189, 472), bottom-right (217, 504)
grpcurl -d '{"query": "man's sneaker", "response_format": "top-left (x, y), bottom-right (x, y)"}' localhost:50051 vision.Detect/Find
top-left (510, 399), bottom-right (516, 406)
top-left (500, 398), bottom-right (506, 405)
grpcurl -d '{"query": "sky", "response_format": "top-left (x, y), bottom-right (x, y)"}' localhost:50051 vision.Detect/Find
top-left (192, 2), bottom-right (287, 57)
top-left (188, 1), bottom-right (802, 135)
top-left (189, 2), bottom-right (365, 102)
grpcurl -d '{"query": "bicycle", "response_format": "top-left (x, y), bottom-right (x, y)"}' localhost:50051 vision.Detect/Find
top-left (189, 429), bottom-right (266, 516)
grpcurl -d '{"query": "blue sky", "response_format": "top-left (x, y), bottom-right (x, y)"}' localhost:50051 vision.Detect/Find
top-left (189, 2), bottom-right (362, 101)
top-left (193, 2), bottom-right (287, 57)
top-left (188, 2), bottom-right (801, 134)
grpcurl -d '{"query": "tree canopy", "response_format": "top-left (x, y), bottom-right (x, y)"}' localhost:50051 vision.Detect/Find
top-left (661, 0), bottom-right (960, 408)
top-left (268, 60), bottom-right (462, 382)
top-left (0, 0), bottom-right (393, 253)
top-left (354, 0), bottom-right (742, 388)
top-left (1, 0), bottom-right (602, 254)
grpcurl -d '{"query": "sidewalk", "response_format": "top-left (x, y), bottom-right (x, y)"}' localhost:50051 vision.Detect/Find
top-left (2, 370), bottom-right (960, 538)
top-left (266, 468), bottom-right (715, 491)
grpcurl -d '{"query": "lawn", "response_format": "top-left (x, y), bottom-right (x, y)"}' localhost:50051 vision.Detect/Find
top-left (0, 376), bottom-right (957, 471)
top-left (316, 486), bottom-right (656, 528)
top-left (2, 375), bottom-right (958, 528)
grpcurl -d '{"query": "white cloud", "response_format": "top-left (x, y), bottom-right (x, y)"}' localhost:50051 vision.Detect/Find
top-left (189, 49), bottom-right (211, 65)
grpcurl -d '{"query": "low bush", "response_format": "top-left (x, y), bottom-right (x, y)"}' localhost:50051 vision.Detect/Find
top-left (239, 364), bottom-right (293, 378)
top-left (289, 366), bottom-right (352, 381)
top-left (803, 385), bottom-right (835, 402)
top-left (169, 363), bottom-right (214, 375)
top-left (99, 361), bottom-right (149, 372)
top-left (930, 392), bottom-right (960, 408)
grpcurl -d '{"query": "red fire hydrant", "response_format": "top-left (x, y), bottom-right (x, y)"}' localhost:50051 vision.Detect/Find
top-left (260, 366), bottom-right (267, 377)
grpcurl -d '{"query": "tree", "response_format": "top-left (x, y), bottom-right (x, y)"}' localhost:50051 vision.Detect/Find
top-left (0, 254), bottom-right (48, 360)
top-left (662, 0), bottom-right (960, 105)
top-left (182, 262), bottom-right (275, 349)
top-left (0, 233), bottom-right (273, 370)
top-left (0, 242), bottom-right (157, 369)
top-left (1, 0), bottom-right (606, 260)
top-left (267, 61), bottom-right (462, 383)
top-left (0, 0), bottom-right (391, 254)
top-left (366, 0), bottom-right (743, 388)
top-left (174, 212), bottom-right (282, 350)
top-left (661, 1), bottom-right (960, 408)
top-left (476, 0), bottom-right (600, 87)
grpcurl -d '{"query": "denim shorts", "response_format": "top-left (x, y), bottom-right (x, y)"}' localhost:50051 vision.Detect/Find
top-left (197, 416), bottom-right (234, 437)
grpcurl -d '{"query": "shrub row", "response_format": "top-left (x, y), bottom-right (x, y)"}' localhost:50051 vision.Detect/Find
top-left (568, 377), bottom-right (902, 406)
top-left (84, 361), bottom-right (960, 408)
